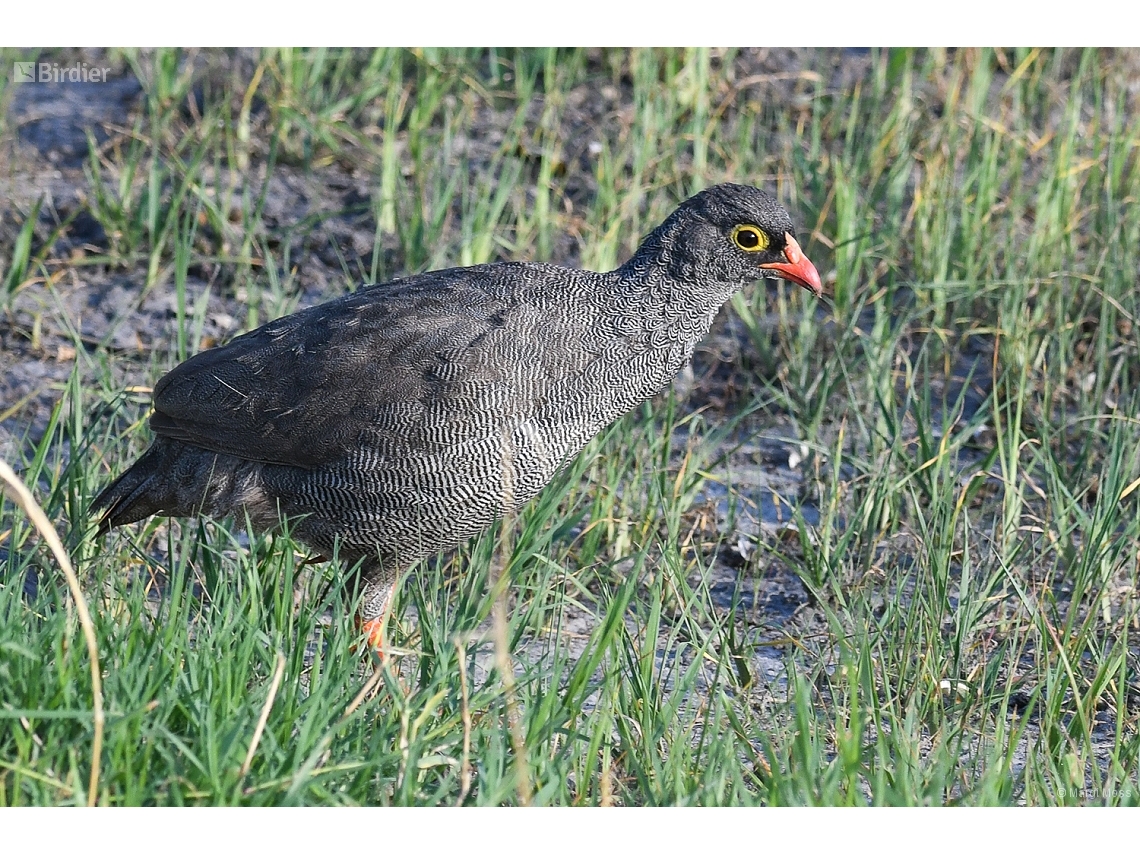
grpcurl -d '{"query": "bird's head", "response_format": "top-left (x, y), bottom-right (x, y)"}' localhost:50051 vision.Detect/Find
top-left (626, 183), bottom-right (823, 298)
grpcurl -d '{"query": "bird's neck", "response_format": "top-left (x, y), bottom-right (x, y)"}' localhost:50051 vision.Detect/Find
top-left (616, 222), bottom-right (741, 312)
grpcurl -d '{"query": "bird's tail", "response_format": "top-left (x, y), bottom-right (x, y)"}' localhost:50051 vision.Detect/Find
top-left (89, 441), bottom-right (177, 535)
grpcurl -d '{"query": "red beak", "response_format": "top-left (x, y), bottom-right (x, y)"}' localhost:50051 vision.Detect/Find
top-left (759, 233), bottom-right (822, 297)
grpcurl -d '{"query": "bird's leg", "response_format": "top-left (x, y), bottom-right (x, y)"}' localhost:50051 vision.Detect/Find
top-left (343, 574), bottom-right (405, 711)
top-left (356, 573), bottom-right (398, 662)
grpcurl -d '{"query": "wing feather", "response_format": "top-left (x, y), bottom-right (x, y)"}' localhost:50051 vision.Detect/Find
top-left (149, 264), bottom-right (607, 469)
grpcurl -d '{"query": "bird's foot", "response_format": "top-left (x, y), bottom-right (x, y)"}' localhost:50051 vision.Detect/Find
top-left (359, 617), bottom-right (387, 659)
top-left (350, 616), bottom-right (411, 698)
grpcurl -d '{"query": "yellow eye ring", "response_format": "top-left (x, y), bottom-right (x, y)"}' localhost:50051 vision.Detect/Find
top-left (732, 224), bottom-right (769, 252)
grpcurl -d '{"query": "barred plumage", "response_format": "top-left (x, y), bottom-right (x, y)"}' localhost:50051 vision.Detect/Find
top-left (91, 183), bottom-right (822, 649)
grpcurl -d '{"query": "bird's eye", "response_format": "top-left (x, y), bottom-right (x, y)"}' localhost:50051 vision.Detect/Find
top-left (732, 224), bottom-right (769, 252)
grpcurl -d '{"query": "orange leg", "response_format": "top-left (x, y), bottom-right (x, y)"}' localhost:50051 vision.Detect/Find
top-left (342, 580), bottom-right (400, 717)
top-left (358, 614), bottom-right (388, 657)
top-left (355, 578), bottom-right (397, 662)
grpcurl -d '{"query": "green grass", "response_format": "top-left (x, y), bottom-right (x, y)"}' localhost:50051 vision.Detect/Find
top-left (2, 47), bottom-right (1139, 805)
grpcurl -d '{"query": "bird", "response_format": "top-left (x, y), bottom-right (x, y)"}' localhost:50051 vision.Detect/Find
top-left (91, 182), bottom-right (821, 654)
